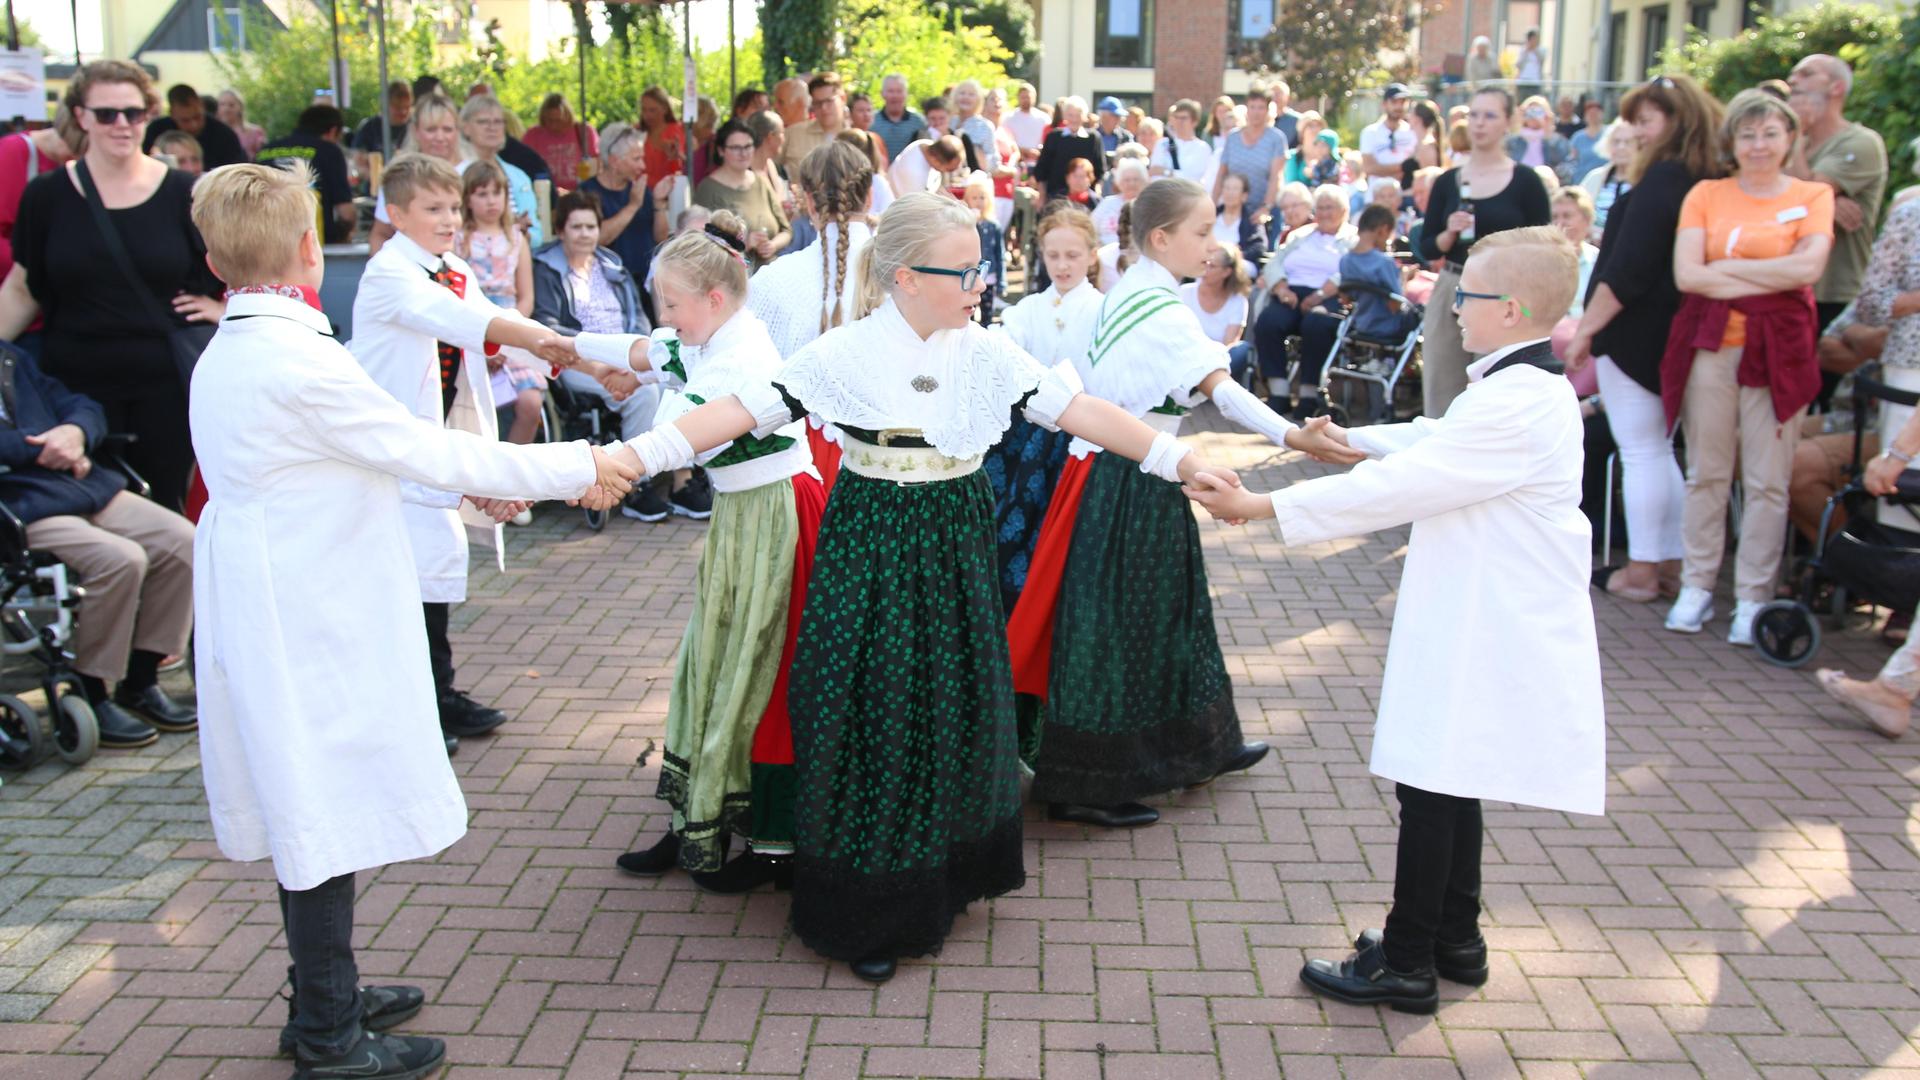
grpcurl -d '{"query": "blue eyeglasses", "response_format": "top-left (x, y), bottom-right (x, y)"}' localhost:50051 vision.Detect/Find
top-left (1452, 288), bottom-right (1532, 319)
top-left (908, 261), bottom-right (991, 291)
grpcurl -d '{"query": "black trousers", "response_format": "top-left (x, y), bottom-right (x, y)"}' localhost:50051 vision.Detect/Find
top-left (1815, 301), bottom-right (1850, 414)
top-left (1381, 782), bottom-right (1483, 973)
top-left (423, 602), bottom-right (454, 702)
top-left (278, 871), bottom-right (363, 1058)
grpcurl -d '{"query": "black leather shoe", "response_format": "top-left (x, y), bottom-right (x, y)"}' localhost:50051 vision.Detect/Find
top-left (439, 690), bottom-right (507, 737)
top-left (112, 684), bottom-right (197, 733)
top-left (94, 700), bottom-right (157, 749)
top-left (1300, 937), bottom-right (1439, 1014)
top-left (1200, 742), bottom-right (1270, 785)
top-left (691, 853), bottom-right (793, 894)
top-left (850, 956), bottom-right (896, 983)
top-left (444, 734), bottom-right (459, 756)
top-left (294, 1031), bottom-right (445, 1080)
top-left (1048, 802), bottom-right (1160, 828)
top-left (1356, 927), bottom-right (1489, 986)
top-left (615, 833), bottom-right (682, 877)
top-left (280, 980), bottom-right (427, 1056)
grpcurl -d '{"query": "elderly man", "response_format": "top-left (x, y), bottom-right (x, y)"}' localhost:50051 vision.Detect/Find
top-left (141, 83), bottom-right (247, 168)
top-left (1789, 52), bottom-right (1889, 395)
top-left (772, 78), bottom-right (810, 127)
top-left (1268, 78), bottom-right (1301, 150)
top-left (0, 343), bottom-right (196, 750)
top-left (869, 73), bottom-right (927, 161)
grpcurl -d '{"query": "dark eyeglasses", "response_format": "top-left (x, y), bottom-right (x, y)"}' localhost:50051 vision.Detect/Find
top-left (908, 261), bottom-right (991, 291)
top-left (722, 141), bottom-right (756, 153)
top-left (1452, 288), bottom-right (1532, 318)
top-left (88, 106), bottom-right (147, 126)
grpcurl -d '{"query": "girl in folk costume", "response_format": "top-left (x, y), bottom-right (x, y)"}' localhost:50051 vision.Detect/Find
top-left (986, 202), bottom-right (1104, 617)
top-left (562, 213), bottom-right (827, 893)
top-left (748, 141), bottom-right (875, 491)
top-left (1006, 177), bottom-right (1361, 830)
top-left (612, 191), bottom-right (1238, 984)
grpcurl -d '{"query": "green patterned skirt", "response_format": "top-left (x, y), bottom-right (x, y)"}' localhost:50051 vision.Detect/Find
top-left (788, 467), bottom-right (1026, 962)
top-left (658, 480), bottom-right (799, 872)
top-left (1033, 451), bottom-right (1245, 805)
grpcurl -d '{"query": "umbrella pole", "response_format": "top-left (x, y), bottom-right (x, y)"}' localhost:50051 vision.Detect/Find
top-left (728, 0), bottom-right (736, 105)
top-left (376, 0), bottom-right (391, 159)
top-left (683, 3), bottom-right (693, 178)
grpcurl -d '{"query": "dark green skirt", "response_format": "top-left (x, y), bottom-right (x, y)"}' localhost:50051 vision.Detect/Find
top-left (1033, 451), bottom-right (1244, 805)
top-left (788, 467), bottom-right (1026, 962)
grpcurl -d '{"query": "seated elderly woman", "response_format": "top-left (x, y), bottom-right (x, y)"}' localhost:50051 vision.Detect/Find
top-left (1092, 158), bottom-right (1148, 247)
top-left (1248, 183), bottom-right (1356, 413)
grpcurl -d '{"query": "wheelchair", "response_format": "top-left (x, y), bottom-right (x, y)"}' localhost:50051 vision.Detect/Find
top-left (542, 374), bottom-right (625, 531)
top-left (1312, 281), bottom-right (1424, 427)
top-left (0, 436), bottom-right (152, 770)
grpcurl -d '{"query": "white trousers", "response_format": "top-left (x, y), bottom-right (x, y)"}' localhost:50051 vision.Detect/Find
top-left (1594, 355), bottom-right (1686, 563)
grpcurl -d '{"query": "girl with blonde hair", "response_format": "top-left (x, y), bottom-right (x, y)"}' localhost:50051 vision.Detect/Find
top-left (609, 190), bottom-right (1238, 983)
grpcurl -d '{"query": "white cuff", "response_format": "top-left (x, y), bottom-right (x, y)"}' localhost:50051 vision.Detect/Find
top-left (739, 381), bottom-right (803, 438)
top-left (1139, 431), bottom-right (1191, 483)
top-left (1021, 364), bottom-right (1083, 431)
top-left (627, 424), bottom-right (696, 477)
top-left (1211, 377), bottom-right (1297, 448)
top-left (574, 332), bottom-right (645, 370)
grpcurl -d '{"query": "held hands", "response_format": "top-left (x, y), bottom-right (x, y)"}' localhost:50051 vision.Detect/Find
top-left (1866, 452), bottom-right (1909, 497)
top-left (465, 496), bottom-right (531, 523)
top-left (571, 444), bottom-right (641, 511)
top-left (532, 335), bottom-right (579, 369)
top-left (1183, 470), bottom-right (1272, 526)
top-left (1284, 415), bottom-right (1365, 465)
top-left (27, 424), bottom-right (88, 475)
top-left (598, 368), bottom-right (642, 401)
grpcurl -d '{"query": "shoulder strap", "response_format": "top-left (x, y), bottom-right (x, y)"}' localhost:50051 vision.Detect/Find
top-left (1168, 137), bottom-right (1180, 171)
top-left (73, 160), bottom-right (178, 335)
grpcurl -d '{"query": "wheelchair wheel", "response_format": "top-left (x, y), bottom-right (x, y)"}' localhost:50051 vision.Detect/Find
top-left (0, 693), bottom-right (46, 769)
top-left (584, 504), bottom-right (609, 531)
top-left (1753, 600), bottom-right (1821, 669)
top-left (51, 690), bottom-right (98, 764)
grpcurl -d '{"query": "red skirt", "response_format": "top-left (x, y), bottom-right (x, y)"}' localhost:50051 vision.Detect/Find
top-left (750, 471), bottom-right (827, 765)
top-left (1005, 452), bottom-right (1093, 702)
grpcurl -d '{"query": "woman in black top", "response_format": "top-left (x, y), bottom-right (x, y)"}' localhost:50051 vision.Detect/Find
top-left (1566, 75), bottom-right (1724, 602)
top-left (1415, 88), bottom-right (1552, 417)
top-left (1034, 97), bottom-right (1105, 202)
top-left (0, 61), bottom-right (222, 512)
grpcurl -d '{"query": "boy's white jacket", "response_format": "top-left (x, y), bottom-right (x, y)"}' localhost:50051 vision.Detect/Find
top-left (348, 231), bottom-right (529, 602)
top-left (189, 292), bottom-right (595, 890)
top-left (1268, 340), bottom-right (1606, 816)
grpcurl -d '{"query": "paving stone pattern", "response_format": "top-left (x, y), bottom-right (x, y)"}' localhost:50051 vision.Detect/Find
top-left (3, 412), bottom-right (1919, 1078)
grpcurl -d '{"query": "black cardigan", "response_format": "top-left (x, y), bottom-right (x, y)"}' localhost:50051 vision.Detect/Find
top-left (1414, 164), bottom-right (1552, 266)
top-left (1035, 128), bottom-right (1106, 201)
top-left (1587, 160), bottom-right (1701, 395)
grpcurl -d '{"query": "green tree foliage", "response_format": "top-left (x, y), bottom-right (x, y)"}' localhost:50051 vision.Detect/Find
top-left (837, 0), bottom-right (1013, 97)
top-left (1657, 1), bottom-right (1895, 100)
top-left (760, 0), bottom-right (838, 81)
top-left (216, 0), bottom-right (437, 139)
top-left (933, 0), bottom-right (1037, 80)
top-left (1236, 0), bottom-right (1423, 114)
top-left (1848, 7), bottom-right (1920, 185)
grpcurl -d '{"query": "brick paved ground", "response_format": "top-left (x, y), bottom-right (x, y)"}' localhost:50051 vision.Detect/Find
top-left (4, 413), bottom-right (1919, 1079)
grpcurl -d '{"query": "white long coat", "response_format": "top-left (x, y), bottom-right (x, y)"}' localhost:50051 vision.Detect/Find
top-left (349, 231), bottom-right (523, 603)
top-left (1268, 343), bottom-right (1606, 815)
top-left (191, 293), bottom-right (596, 890)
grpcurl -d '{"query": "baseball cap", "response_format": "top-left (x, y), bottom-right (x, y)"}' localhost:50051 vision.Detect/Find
top-left (1381, 83), bottom-right (1412, 101)
top-left (1097, 96), bottom-right (1124, 115)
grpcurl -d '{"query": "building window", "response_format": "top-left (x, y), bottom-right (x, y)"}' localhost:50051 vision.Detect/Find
top-left (1687, 0), bottom-right (1714, 32)
top-left (207, 4), bottom-right (246, 52)
top-left (1096, 0), bottom-right (1154, 68)
top-left (1641, 6), bottom-right (1669, 77)
top-left (1741, 0), bottom-right (1770, 30)
top-left (1606, 12), bottom-right (1627, 82)
top-left (1227, 0), bottom-right (1275, 57)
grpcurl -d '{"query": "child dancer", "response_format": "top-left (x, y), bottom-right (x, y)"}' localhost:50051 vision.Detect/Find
top-left (580, 213), bottom-right (827, 892)
top-left (188, 162), bottom-right (632, 1080)
top-left (460, 161), bottom-right (546, 450)
top-left (748, 141), bottom-right (875, 490)
top-left (614, 191), bottom-right (1238, 984)
top-left (963, 173), bottom-right (1004, 327)
top-left (350, 153), bottom-right (574, 750)
top-left (987, 202), bottom-right (1103, 616)
top-left (1006, 177), bottom-right (1360, 830)
top-left (1187, 226), bottom-right (1605, 1013)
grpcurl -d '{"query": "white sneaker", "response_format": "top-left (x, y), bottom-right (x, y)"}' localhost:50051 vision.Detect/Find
top-left (1727, 600), bottom-right (1762, 646)
top-left (1665, 587), bottom-right (1713, 634)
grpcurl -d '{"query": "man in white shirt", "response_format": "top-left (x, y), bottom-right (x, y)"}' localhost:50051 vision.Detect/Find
top-left (1360, 83), bottom-right (1417, 179)
top-left (1004, 81), bottom-right (1052, 165)
top-left (888, 134), bottom-right (964, 196)
top-left (1516, 30), bottom-right (1546, 97)
top-left (1151, 98), bottom-right (1216, 183)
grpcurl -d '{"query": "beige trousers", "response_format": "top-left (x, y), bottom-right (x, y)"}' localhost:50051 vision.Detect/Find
top-left (25, 491), bottom-right (194, 682)
top-left (1421, 269), bottom-right (1474, 418)
top-left (1678, 345), bottom-right (1803, 603)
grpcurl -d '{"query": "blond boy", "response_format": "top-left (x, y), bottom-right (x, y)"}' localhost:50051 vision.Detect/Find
top-left (189, 162), bottom-right (632, 1079)
top-left (1189, 227), bottom-right (1605, 1012)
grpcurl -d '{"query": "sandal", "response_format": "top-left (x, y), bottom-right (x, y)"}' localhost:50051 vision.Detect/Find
top-left (1592, 565), bottom-right (1659, 603)
top-left (1817, 669), bottom-right (1912, 739)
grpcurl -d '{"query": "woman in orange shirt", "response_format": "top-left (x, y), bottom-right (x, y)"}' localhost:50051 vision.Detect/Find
top-left (639, 85), bottom-right (687, 183)
top-left (1664, 89), bottom-right (1833, 646)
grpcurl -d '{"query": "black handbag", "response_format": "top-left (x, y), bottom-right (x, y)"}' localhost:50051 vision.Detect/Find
top-left (72, 159), bottom-right (215, 389)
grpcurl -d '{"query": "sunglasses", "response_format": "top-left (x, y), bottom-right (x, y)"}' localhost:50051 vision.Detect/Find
top-left (88, 106), bottom-right (147, 126)
top-left (722, 141), bottom-right (755, 153)
top-left (1452, 288), bottom-right (1532, 319)
top-left (908, 260), bottom-right (992, 291)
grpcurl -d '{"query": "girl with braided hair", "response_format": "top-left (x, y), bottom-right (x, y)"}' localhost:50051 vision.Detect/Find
top-left (749, 140), bottom-right (874, 490)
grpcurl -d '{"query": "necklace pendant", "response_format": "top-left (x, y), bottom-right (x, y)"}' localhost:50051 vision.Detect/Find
top-left (911, 374), bottom-right (939, 393)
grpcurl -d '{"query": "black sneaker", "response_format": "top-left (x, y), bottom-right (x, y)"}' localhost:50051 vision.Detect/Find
top-left (280, 979), bottom-right (428, 1056)
top-left (94, 700), bottom-right (158, 749)
top-left (438, 691), bottom-right (507, 738)
top-left (670, 469), bottom-right (713, 520)
top-left (620, 478), bottom-right (671, 522)
top-left (293, 1031), bottom-right (444, 1080)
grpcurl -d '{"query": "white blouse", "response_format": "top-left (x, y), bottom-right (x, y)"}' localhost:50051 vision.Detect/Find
top-left (997, 279), bottom-right (1104, 376)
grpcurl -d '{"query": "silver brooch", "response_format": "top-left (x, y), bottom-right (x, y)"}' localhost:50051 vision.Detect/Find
top-left (911, 375), bottom-right (939, 393)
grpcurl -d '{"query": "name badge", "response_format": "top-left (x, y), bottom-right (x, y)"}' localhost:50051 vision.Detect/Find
top-left (1777, 205), bottom-right (1810, 224)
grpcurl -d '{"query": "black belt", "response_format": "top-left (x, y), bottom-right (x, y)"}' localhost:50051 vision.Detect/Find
top-left (1444, 259), bottom-right (1466, 275)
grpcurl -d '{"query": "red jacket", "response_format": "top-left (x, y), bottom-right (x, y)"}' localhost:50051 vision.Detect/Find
top-left (1661, 287), bottom-right (1818, 430)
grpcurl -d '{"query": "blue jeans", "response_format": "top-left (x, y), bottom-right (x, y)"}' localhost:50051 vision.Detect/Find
top-left (279, 871), bottom-right (364, 1058)
top-left (1228, 341), bottom-right (1253, 380)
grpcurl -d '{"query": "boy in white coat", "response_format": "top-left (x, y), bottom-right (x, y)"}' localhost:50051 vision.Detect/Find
top-left (350, 153), bottom-right (571, 750)
top-left (1188, 226), bottom-right (1605, 1014)
top-left (188, 163), bottom-right (637, 1079)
